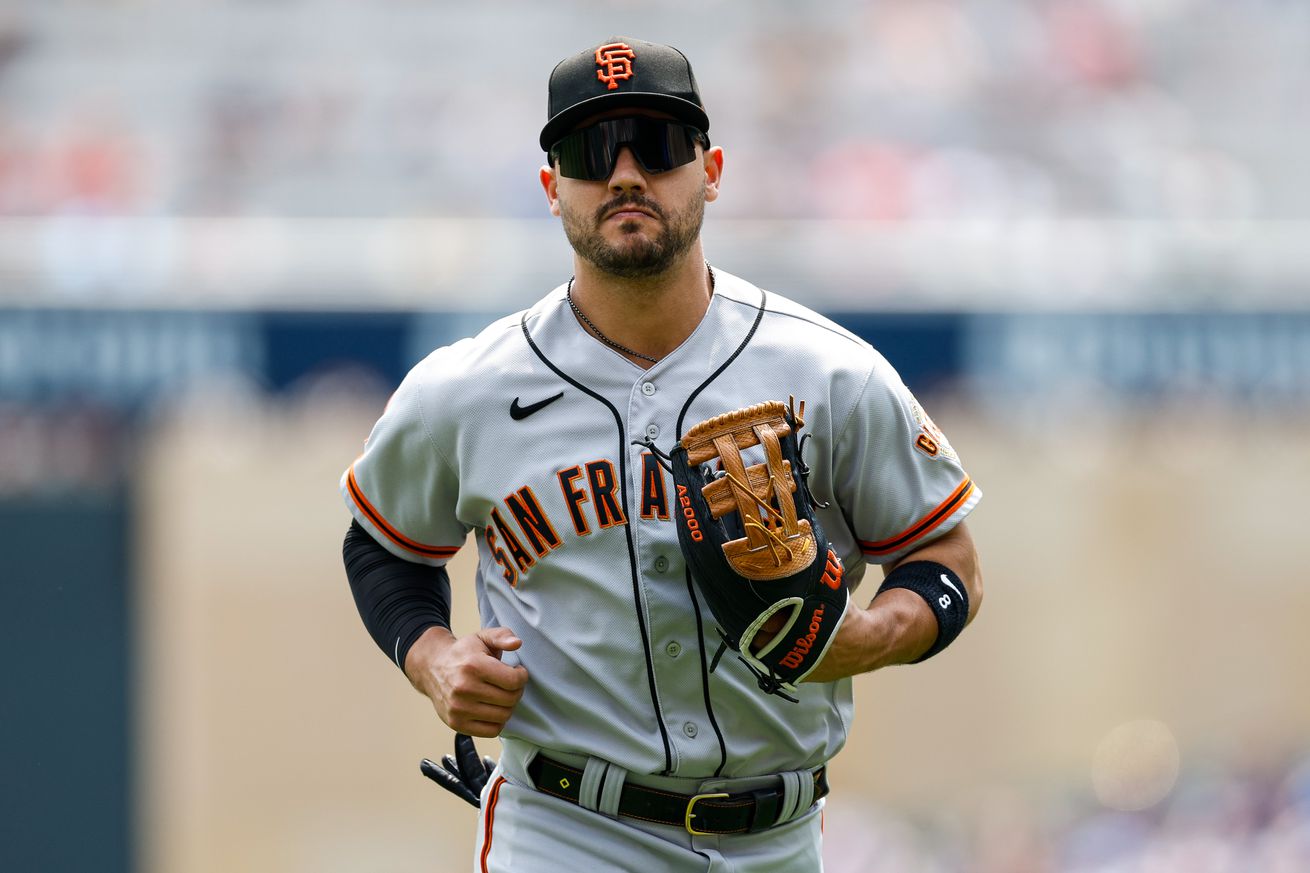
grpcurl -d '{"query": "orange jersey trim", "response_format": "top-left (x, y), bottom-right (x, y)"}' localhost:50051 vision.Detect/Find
top-left (480, 776), bottom-right (507, 873)
top-left (346, 465), bottom-right (460, 560)
top-left (858, 476), bottom-right (975, 557)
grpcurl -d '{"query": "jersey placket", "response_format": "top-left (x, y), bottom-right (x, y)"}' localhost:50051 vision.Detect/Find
top-left (627, 371), bottom-right (720, 775)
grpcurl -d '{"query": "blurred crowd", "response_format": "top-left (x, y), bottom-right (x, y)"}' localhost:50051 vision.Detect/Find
top-left (0, 0), bottom-right (1304, 221)
top-left (825, 750), bottom-right (1310, 873)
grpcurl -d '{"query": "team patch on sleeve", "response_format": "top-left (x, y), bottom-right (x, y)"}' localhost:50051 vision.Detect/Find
top-left (909, 396), bottom-right (959, 462)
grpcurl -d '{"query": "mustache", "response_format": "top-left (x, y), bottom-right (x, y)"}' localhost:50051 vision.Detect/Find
top-left (595, 195), bottom-right (665, 223)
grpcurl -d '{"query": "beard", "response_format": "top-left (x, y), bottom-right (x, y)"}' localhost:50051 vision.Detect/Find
top-left (560, 189), bottom-right (705, 279)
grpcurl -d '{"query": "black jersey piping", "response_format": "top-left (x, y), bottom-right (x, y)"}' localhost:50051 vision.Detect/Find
top-left (674, 285), bottom-right (768, 776)
top-left (520, 312), bottom-right (674, 774)
top-left (674, 288), bottom-right (769, 439)
top-left (686, 567), bottom-right (728, 777)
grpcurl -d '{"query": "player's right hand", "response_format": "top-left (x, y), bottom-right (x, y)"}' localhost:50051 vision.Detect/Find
top-left (404, 626), bottom-right (530, 738)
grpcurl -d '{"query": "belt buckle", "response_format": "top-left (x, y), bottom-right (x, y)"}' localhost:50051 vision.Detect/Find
top-left (684, 792), bottom-right (729, 835)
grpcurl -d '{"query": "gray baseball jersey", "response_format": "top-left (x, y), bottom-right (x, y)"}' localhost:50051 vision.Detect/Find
top-left (341, 269), bottom-right (980, 780)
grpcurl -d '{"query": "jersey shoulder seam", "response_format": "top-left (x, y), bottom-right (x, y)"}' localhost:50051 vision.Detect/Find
top-left (717, 292), bottom-right (869, 349)
top-left (413, 378), bottom-right (461, 483)
top-left (833, 354), bottom-right (879, 449)
top-left (716, 290), bottom-right (877, 438)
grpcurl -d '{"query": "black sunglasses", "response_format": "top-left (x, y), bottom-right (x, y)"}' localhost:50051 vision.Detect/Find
top-left (550, 117), bottom-right (709, 181)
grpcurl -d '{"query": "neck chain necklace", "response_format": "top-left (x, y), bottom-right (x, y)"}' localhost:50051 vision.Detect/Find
top-left (566, 263), bottom-right (716, 365)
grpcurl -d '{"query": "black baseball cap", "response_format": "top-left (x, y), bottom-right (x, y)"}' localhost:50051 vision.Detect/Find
top-left (540, 37), bottom-right (710, 152)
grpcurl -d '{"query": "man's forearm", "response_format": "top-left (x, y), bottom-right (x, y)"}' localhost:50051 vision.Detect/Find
top-left (806, 522), bottom-right (982, 681)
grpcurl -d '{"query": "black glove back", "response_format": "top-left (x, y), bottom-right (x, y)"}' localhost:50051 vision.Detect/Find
top-left (420, 733), bottom-right (496, 808)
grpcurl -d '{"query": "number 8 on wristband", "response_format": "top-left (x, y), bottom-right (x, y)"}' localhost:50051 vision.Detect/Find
top-left (877, 560), bottom-right (969, 663)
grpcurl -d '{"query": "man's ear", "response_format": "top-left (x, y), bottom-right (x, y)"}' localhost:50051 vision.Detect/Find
top-left (540, 164), bottom-right (561, 217)
top-left (703, 146), bottom-right (724, 203)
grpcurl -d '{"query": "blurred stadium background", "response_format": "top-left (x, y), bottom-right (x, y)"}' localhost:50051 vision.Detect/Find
top-left (2, 1), bottom-right (1308, 871)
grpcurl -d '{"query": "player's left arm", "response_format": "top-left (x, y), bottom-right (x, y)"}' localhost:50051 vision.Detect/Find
top-left (787, 345), bottom-right (984, 683)
top-left (802, 521), bottom-right (982, 683)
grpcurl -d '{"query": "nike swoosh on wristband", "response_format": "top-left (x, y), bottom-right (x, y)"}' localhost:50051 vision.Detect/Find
top-left (940, 574), bottom-right (963, 600)
top-left (510, 392), bottom-right (564, 420)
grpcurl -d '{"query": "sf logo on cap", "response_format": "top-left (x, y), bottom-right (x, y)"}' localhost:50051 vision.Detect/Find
top-left (595, 42), bottom-right (635, 90)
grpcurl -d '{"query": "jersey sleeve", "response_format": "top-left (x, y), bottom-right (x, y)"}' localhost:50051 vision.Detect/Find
top-left (832, 353), bottom-right (981, 565)
top-left (339, 361), bottom-right (469, 566)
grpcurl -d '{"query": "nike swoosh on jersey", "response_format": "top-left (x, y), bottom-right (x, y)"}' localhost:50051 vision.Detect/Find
top-left (510, 392), bottom-right (564, 420)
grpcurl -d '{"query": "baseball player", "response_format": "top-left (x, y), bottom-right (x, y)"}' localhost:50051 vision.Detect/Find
top-left (341, 37), bottom-right (983, 872)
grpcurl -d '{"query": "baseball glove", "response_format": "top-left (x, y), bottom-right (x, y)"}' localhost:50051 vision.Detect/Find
top-left (668, 398), bottom-right (848, 700)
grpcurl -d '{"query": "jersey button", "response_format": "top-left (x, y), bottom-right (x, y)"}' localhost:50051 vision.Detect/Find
top-left (683, 722), bottom-right (698, 738)
top-left (654, 556), bottom-right (669, 573)
top-left (645, 423), bottom-right (660, 440)
top-left (665, 641), bottom-right (681, 658)
top-left (641, 382), bottom-right (656, 396)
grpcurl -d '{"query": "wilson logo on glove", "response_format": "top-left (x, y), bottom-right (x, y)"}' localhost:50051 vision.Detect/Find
top-left (778, 605), bottom-right (827, 670)
top-left (658, 398), bottom-right (850, 701)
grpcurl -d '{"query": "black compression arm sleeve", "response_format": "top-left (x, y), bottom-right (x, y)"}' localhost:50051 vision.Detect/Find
top-left (342, 519), bottom-right (452, 670)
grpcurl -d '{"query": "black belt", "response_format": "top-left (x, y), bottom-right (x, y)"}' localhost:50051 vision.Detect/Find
top-left (526, 755), bottom-right (828, 835)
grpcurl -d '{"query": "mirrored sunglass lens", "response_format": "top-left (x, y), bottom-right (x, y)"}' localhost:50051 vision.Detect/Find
top-left (557, 120), bottom-right (631, 180)
top-left (555, 119), bottom-right (700, 180)
top-left (632, 122), bottom-right (699, 174)
top-left (555, 131), bottom-right (608, 180)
